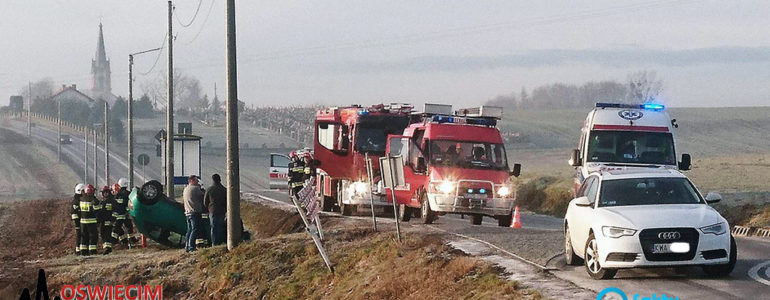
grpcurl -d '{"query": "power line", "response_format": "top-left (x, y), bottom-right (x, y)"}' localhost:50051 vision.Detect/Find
top-left (139, 33), bottom-right (168, 75)
top-left (176, 0), bottom-right (203, 28)
top-left (183, 0), bottom-right (217, 45)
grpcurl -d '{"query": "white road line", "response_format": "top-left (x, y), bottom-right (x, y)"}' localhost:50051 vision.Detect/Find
top-left (748, 260), bottom-right (770, 286)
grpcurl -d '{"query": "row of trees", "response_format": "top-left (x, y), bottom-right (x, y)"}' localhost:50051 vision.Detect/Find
top-left (486, 71), bottom-right (664, 110)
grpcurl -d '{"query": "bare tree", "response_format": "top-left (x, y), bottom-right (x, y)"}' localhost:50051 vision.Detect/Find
top-left (139, 69), bottom-right (203, 111)
top-left (627, 70), bottom-right (663, 103)
top-left (19, 78), bottom-right (55, 102)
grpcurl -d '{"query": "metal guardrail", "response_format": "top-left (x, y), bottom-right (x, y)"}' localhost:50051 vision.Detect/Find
top-left (732, 225), bottom-right (770, 239)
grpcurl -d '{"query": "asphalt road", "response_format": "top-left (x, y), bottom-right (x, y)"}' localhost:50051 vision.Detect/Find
top-left (254, 189), bottom-right (770, 300)
top-left (7, 118), bottom-right (769, 299)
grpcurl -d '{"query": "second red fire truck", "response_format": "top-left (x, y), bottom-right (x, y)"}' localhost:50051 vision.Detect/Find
top-left (385, 104), bottom-right (521, 226)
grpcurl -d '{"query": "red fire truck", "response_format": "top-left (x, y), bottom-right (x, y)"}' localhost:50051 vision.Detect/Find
top-left (313, 103), bottom-right (413, 215)
top-left (384, 104), bottom-right (521, 226)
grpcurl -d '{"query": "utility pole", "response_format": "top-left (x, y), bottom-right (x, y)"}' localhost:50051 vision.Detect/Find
top-left (57, 99), bottom-right (61, 162)
top-left (93, 127), bottom-right (98, 185)
top-left (128, 48), bottom-right (161, 187)
top-left (104, 102), bottom-right (110, 185)
top-left (84, 130), bottom-right (88, 183)
top-left (128, 54), bottom-right (134, 187)
top-left (225, 0), bottom-right (242, 250)
top-left (27, 82), bottom-right (31, 137)
top-left (166, 0), bottom-right (175, 200)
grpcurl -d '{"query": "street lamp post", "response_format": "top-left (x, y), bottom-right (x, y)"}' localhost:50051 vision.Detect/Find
top-left (128, 47), bottom-right (161, 188)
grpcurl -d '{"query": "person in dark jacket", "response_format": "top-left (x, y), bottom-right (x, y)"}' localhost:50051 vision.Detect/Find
top-left (71, 183), bottom-right (85, 255)
top-left (111, 179), bottom-right (137, 247)
top-left (80, 184), bottom-right (101, 255)
top-left (98, 185), bottom-right (116, 254)
top-left (204, 173), bottom-right (227, 245)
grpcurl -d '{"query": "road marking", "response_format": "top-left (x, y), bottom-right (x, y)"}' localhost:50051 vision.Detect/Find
top-left (748, 260), bottom-right (770, 286)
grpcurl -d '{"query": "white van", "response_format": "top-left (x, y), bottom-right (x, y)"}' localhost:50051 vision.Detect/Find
top-left (569, 103), bottom-right (691, 191)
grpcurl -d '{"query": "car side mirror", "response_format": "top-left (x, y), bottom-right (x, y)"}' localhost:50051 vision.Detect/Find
top-left (510, 163), bottom-right (521, 177)
top-left (679, 153), bottom-right (691, 171)
top-left (574, 196), bottom-right (593, 208)
top-left (705, 192), bottom-right (722, 204)
top-left (569, 149), bottom-right (582, 166)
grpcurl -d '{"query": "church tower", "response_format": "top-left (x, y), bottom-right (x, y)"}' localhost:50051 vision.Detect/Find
top-left (91, 23), bottom-right (112, 101)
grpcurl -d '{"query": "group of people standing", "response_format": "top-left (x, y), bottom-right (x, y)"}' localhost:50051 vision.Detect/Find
top-left (183, 173), bottom-right (228, 252)
top-left (70, 178), bottom-right (136, 256)
top-left (288, 150), bottom-right (315, 198)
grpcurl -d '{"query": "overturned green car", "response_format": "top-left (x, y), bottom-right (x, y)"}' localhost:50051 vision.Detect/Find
top-left (129, 180), bottom-right (249, 248)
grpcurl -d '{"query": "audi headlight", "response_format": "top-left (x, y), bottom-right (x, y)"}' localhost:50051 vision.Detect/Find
top-left (497, 186), bottom-right (512, 197)
top-left (438, 181), bottom-right (456, 194)
top-left (699, 222), bottom-right (726, 235)
top-left (601, 226), bottom-right (637, 238)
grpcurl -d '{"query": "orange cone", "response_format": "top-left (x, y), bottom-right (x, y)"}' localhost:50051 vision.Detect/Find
top-left (510, 206), bottom-right (522, 229)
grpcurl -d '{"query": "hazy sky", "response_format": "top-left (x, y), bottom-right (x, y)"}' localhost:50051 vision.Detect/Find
top-left (2, 0), bottom-right (769, 108)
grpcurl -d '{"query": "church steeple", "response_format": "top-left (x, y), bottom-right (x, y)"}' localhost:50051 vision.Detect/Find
top-left (91, 22), bottom-right (112, 99)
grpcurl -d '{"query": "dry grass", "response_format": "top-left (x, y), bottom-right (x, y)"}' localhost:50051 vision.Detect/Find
top-left (5, 201), bottom-right (531, 300)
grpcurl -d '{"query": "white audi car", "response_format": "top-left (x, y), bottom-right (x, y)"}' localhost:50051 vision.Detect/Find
top-left (563, 169), bottom-right (736, 279)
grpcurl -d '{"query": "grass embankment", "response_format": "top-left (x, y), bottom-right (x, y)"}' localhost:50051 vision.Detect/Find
top-left (7, 200), bottom-right (534, 299)
top-left (516, 176), bottom-right (573, 218)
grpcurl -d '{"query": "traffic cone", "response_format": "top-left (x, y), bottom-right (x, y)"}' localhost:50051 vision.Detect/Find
top-left (510, 206), bottom-right (522, 229)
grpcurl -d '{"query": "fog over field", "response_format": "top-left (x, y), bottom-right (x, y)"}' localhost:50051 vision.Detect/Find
top-left (2, 1), bottom-right (770, 108)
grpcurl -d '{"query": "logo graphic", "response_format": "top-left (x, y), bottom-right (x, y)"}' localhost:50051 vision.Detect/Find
top-left (597, 287), bottom-right (680, 300)
top-left (618, 110), bottom-right (643, 120)
top-left (597, 287), bottom-right (627, 300)
top-left (658, 232), bottom-right (681, 240)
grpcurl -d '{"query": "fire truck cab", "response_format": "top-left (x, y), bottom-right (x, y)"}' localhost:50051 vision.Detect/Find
top-left (569, 102), bottom-right (691, 192)
top-left (385, 104), bottom-right (521, 226)
top-left (313, 103), bottom-right (413, 215)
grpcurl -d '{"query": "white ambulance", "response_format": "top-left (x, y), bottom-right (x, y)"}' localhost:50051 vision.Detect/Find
top-left (569, 103), bottom-right (691, 192)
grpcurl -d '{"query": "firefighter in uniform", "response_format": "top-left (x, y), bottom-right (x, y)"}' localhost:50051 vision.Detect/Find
top-left (71, 183), bottom-right (85, 255)
top-left (287, 151), bottom-right (300, 197)
top-left (290, 151), bottom-right (306, 198)
top-left (112, 178), bottom-right (137, 247)
top-left (302, 152), bottom-right (316, 181)
top-left (99, 186), bottom-right (116, 254)
top-left (80, 184), bottom-right (100, 255)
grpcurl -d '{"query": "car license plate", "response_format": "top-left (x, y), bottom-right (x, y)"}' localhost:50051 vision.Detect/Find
top-left (468, 199), bottom-right (484, 208)
top-left (652, 243), bottom-right (672, 254)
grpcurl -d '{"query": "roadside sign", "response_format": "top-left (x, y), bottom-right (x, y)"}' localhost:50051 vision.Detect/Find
top-left (137, 154), bottom-right (150, 166)
top-left (154, 129), bottom-right (166, 142)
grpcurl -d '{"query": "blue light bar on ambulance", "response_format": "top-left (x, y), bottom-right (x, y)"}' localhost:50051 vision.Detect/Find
top-left (595, 102), bottom-right (665, 111)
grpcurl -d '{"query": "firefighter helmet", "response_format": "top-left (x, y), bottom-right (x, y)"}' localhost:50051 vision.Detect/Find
top-left (74, 183), bottom-right (85, 195)
top-left (302, 152), bottom-right (313, 160)
top-left (289, 150), bottom-right (297, 158)
top-left (111, 183), bottom-right (121, 195)
top-left (118, 178), bottom-right (129, 188)
top-left (84, 184), bottom-right (95, 195)
top-left (101, 185), bottom-right (110, 194)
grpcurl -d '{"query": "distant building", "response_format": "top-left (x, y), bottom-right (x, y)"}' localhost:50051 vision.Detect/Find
top-left (8, 96), bottom-right (23, 111)
top-left (88, 23), bottom-right (117, 105)
top-left (51, 84), bottom-right (95, 105)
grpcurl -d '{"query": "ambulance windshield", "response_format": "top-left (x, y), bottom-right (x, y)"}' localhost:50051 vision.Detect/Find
top-left (587, 131), bottom-right (675, 165)
top-left (428, 140), bottom-right (508, 170)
